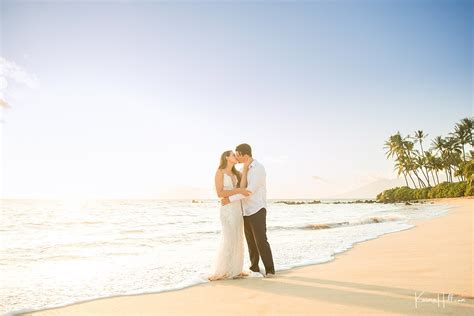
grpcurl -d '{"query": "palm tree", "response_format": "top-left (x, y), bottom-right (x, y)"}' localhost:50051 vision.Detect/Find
top-left (385, 119), bottom-right (473, 188)
top-left (424, 151), bottom-right (439, 185)
top-left (460, 117), bottom-right (473, 146)
top-left (445, 137), bottom-right (463, 181)
top-left (433, 156), bottom-right (443, 184)
top-left (413, 130), bottom-right (431, 186)
top-left (400, 155), bottom-right (417, 188)
top-left (431, 136), bottom-right (445, 155)
top-left (384, 133), bottom-right (419, 188)
top-left (384, 132), bottom-right (403, 159)
top-left (431, 136), bottom-right (449, 182)
top-left (393, 158), bottom-right (409, 187)
top-left (414, 154), bottom-right (431, 186)
top-left (452, 117), bottom-right (474, 162)
top-left (385, 133), bottom-right (410, 187)
top-left (403, 139), bottom-right (426, 187)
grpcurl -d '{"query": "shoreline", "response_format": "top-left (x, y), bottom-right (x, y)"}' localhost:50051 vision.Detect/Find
top-left (10, 220), bottom-right (417, 316)
top-left (18, 197), bottom-right (474, 315)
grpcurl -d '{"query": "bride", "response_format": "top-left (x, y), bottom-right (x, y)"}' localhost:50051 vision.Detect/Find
top-left (208, 150), bottom-right (251, 281)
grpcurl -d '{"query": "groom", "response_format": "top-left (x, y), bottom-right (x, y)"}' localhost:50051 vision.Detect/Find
top-left (221, 143), bottom-right (275, 278)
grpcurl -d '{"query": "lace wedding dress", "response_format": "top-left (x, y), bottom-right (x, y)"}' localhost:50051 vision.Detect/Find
top-left (208, 173), bottom-right (245, 280)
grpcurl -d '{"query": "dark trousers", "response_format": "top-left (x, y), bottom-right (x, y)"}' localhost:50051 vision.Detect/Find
top-left (243, 208), bottom-right (275, 274)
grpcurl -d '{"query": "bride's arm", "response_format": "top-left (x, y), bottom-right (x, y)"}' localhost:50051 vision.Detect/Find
top-left (215, 170), bottom-right (249, 198)
top-left (227, 164), bottom-right (264, 204)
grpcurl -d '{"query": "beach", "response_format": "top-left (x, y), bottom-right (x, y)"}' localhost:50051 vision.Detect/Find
top-left (19, 197), bottom-right (473, 315)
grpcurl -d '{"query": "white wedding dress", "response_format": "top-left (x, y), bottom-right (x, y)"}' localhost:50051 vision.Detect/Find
top-left (209, 173), bottom-right (245, 280)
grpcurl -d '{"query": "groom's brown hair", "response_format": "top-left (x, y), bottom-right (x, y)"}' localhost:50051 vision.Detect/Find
top-left (236, 143), bottom-right (252, 157)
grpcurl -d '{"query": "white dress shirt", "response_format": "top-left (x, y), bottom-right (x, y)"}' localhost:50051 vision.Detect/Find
top-left (229, 159), bottom-right (267, 216)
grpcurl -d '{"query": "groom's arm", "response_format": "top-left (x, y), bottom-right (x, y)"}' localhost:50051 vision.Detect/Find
top-left (227, 166), bottom-right (265, 203)
top-left (226, 193), bottom-right (246, 203)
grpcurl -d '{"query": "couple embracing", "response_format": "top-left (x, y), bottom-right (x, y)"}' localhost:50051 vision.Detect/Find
top-left (208, 143), bottom-right (275, 280)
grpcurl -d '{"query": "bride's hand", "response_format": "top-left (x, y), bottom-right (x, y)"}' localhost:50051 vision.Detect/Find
top-left (243, 160), bottom-right (251, 172)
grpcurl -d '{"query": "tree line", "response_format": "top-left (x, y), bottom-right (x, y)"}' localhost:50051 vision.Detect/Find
top-left (384, 117), bottom-right (473, 189)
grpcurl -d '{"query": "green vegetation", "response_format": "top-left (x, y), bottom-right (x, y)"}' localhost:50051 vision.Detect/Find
top-left (377, 181), bottom-right (471, 202)
top-left (378, 117), bottom-right (473, 202)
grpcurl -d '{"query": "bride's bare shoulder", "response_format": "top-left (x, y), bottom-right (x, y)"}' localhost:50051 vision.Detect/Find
top-left (215, 169), bottom-right (224, 178)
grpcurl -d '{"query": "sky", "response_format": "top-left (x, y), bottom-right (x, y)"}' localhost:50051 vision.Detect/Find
top-left (0, 0), bottom-right (472, 199)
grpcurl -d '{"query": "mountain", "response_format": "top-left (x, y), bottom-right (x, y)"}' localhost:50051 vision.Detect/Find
top-left (330, 178), bottom-right (407, 199)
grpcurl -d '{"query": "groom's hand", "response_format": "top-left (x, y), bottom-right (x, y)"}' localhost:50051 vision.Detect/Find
top-left (221, 197), bottom-right (230, 206)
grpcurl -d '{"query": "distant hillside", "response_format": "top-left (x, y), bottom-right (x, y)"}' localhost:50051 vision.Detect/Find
top-left (330, 178), bottom-right (407, 199)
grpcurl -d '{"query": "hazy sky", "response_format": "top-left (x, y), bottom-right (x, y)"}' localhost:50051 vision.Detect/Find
top-left (0, 0), bottom-right (472, 199)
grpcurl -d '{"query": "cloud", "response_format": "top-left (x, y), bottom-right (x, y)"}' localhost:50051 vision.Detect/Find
top-left (312, 175), bottom-right (328, 183)
top-left (0, 56), bottom-right (39, 107)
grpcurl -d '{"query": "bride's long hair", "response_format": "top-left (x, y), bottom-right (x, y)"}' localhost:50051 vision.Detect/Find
top-left (218, 151), bottom-right (241, 186)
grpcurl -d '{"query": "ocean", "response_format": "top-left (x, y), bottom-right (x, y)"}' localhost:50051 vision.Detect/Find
top-left (0, 199), bottom-right (453, 315)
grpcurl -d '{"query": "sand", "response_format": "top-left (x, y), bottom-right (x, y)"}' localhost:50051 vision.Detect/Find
top-left (21, 197), bottom-right (473, 315)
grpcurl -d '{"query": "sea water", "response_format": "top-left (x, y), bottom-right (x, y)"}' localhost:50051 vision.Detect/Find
top-left (0, 199), bottom-right (453, 315)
